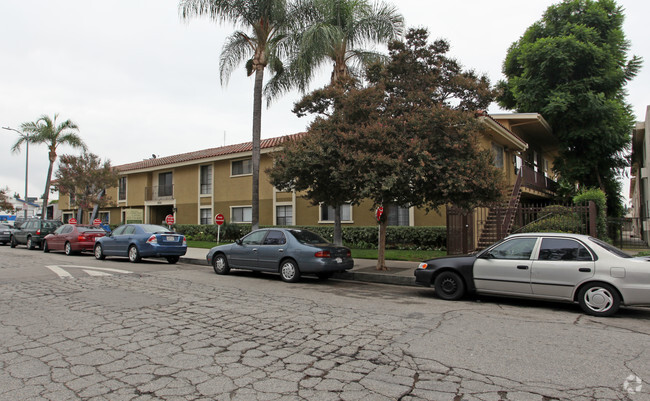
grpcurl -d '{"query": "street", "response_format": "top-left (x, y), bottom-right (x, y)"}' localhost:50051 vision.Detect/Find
top-left (0, 245), bottom-right (649, 401)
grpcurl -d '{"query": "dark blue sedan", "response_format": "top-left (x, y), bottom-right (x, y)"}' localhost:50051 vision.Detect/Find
top-left (94, 224), bottom-right (187, 264)
top-left (206, 228), bottom-right (354, 282)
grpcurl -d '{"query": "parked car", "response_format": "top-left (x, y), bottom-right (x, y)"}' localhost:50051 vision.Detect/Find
top-left (206, 228), bottom-right (354, 283)
top-left (0, 224), bottom-right (13, 245)
top-left (414, 232), bottom-right (650, 317)
top-left (11, 218), bottom-right (63, 250)
top-left (94, 224), bottom-right (187, 263)
top-left (43, 224), bottom-right (107, 255)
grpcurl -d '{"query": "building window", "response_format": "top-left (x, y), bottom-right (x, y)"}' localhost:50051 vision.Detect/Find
top-left (231, 159), bottom-right (252, 176)
top-left (276, 205), bottom-right (293, 225)
top-left (232, 206), bottom-right (252, 223)
top-left (200, 208), bottom-right (212, 225)
top-left (387, 205), bottom-right (410, 226)
top-left (118, 177), bottom-right (127, 200)
top-left (320, 203), bottom-right (351, 222)
top-left (200, 165), bottom-right (212, 195)
top-left (492, 143), bottom-right (504, 169)
top-left (158, 172), bottom-right (173, 197)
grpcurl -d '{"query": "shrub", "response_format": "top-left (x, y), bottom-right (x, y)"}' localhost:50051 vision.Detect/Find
top-left (573, 188), bottom-right (608, 239)
top-left (517, 205), bottom-right (585, 234)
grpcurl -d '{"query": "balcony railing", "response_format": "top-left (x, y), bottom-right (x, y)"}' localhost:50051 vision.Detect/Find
top-left (145, 185), bottom-right (174, 201)
top-left (520, 163), bottom-right (557, 193)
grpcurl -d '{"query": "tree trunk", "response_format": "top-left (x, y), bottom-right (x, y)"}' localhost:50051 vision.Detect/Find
top-left (376, 207), bottom-right (388, 270)
top-left (251, 66), bottom-right (264, 230)
top-left (333, 205), bottom-right (342, 246)
top-left (41, 154), bottom-right (55, 220)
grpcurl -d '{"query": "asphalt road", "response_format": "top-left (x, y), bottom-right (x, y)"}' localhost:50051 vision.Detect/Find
top-left (0, 245), bottom-right (649, 401)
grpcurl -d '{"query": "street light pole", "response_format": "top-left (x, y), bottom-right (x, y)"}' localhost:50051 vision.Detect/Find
top-left (2, 126), bottom-right (29, 219)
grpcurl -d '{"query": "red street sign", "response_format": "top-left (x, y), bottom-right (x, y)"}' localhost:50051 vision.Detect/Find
top-left (93, 218), bottom-right (102, 226)
top-left (215, 213), bottom-right (225, 226)
top-left (69, 218), bottom-right (77, 225)
top-left (165, 214), bottom-right (175, 225)
top-left (376, 207), bottom-right (384, 222)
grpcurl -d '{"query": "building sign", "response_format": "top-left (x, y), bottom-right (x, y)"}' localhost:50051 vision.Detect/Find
top-left (125, 209), bottom-right (143, 224)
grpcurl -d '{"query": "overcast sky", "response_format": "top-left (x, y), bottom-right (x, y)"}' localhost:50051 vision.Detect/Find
top-left (1, 0), bottom-right (648, 203)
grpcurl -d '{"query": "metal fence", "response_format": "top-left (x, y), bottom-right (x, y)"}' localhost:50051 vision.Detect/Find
top-left (607, 217), bottom-right (648, 249)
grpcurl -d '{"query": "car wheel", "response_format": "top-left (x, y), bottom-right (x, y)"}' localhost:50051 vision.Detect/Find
top-left (212, 254), bottom-right (230, 274)
top-left (434, 271), bottom-right (466, 300)
top-left (166, 256), bottom-right (180, 264)
top-left (43, 240), bottom-right (49, 253)
top-left (10, 236), bottom-right (16, 248)
top-left (26, 236), bottom-right (34, 250)
top-left (578, 282), bottom-right (620, 317)
top-left (128, 245), bottom-right (141, 263)
top-left (94, 244), bottom-right (106, 260)
top-left (280, 259), bottom-right (300, 283)
top-left (64, 242), bottom-right (73, 256)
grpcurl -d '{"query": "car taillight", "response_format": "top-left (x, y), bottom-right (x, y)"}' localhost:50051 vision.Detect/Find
top-left (346, 250), bottom-right (351, 258)
top-left (36, 229), bottom-right (41, 235)
top-left (182, 237), bottom-right (187, 246)
top-left (78, 235), bottom-right (86, 242)
top-left (314, 250), bottom-right (331, 258)
top-left (146, 235), bottom-right (157, 244)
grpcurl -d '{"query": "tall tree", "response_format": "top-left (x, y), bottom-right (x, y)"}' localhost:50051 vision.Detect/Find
top-left (180, 0), bottom-right (296, 230)
top-left (266, 0), bottom-right (403, 98)
top-left (53, 153), bottom-right (119, 223)
top-left (497, 0), bottom-right (642, 216)
top-left (20, 114), bottom-right (87, 219)
top-left (0, 187), bottom-right (14, 212)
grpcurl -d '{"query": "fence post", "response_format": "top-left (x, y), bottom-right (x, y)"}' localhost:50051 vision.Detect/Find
top-left (588, 201), bottom-right (597, 237)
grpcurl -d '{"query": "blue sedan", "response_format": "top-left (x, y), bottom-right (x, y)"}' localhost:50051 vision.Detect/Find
top-left (94, 224), bottom-right (187, 264)
top-left (206, 228), bottom-right (354, 282)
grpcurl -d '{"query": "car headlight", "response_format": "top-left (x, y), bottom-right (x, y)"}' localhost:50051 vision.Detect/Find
top-left (417, 262), bottom-right (428, 269)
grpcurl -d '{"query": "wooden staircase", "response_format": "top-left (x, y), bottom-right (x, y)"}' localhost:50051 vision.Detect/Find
top-left (477, 172), bottom-right (523, 249)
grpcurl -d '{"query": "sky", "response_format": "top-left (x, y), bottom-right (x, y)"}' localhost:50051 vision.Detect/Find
top-left (1, 0), bottom-right (649, 204)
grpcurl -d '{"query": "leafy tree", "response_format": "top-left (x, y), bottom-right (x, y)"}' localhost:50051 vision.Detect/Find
top-left (497, 0), bottom-right (642, 216)
top-left (0, 187), bottom-right (14, 212)
top-left (53, 153), bottom-right (118, 223)
top-left (19, 114), bottom-right (87, 220)
top-left (180, 0), bottom-right (297, 230)
top-left (266, 0), bottom-right (403, 98)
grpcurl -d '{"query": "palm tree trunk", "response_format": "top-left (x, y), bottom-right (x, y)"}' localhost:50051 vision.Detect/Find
top-left (41, 155), bottom-right (55, 219)
top-left (251, 66), bottom-right (264, 230)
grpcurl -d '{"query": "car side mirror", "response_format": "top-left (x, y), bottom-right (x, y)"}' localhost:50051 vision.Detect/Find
top-left (235, 238), bottom-right (243, 245)
top-left (479, 251), bottom-right (494, 259)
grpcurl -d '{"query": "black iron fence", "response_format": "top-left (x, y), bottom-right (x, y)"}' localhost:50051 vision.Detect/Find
top-left (607, 217), bottom-right (648, 249)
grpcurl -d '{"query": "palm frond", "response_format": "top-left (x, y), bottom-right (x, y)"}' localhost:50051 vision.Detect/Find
top-left (220, 31), bottom-right (256, 84)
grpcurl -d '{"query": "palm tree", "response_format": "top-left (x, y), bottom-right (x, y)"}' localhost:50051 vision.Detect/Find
top-left (20, 114), bottom-right (87, 219)
top-left (266, 0), bottom-right (404, 99)
top-left (180, 0), bottom-right (295, 230)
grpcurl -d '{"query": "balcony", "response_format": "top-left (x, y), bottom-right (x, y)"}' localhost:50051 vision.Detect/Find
top-left (145, 185), bottom-right (174, 201)
top-left (520, 163), bottom-right (557, 194)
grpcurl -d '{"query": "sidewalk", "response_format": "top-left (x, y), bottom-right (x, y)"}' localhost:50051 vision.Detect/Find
top-left (181, 247), bottom-right (421, 286)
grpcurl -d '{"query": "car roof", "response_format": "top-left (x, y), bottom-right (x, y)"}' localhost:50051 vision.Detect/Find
top-left (507, 232), bottom-right (592, 240)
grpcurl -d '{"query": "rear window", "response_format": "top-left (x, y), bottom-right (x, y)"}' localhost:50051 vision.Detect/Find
top-left (140, 224), bottom-right (173, 234)
top-left (42, 221), bottom-right (61, 229)
top-left (77, 227), bottom-right (106, 233)
top-left (588, 237), bottom-right (631, 258)
top-left (288, 229), bottom-right (328, 245)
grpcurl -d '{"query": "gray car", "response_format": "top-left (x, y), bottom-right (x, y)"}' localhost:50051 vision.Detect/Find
top-left (414, 232), bottom-right (650, 317)
top-left (206, 228), bottom-right (354, 283)
top-left (0, 224), bottom-right (12, 245)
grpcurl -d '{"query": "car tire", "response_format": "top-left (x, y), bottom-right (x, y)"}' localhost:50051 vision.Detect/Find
top-left (94, 244), bottom-right (106, 260)
top-left (128, 245), bottom-right (141, 263)
top-left (64, 242), bottom-right (73, 256)
top-left (166, 256), bottom-right (180, 264)
top-left (43, 240), bottom-right (49, 253)
top-left (10, 236), bottom-right (16, 248)
top-left (578, 282), bottom-right (621, 317)
top-left (280, 259), bottom-right (300, 283)
top-left (434, 271), bottom-right (466, 300)
top-left (26, 236), bottom-right (35, 250)
top-left (212, 254), bottom-right (230, 275)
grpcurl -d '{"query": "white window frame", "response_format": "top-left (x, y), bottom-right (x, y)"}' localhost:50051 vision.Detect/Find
top-left (275, 204), bottom-right (293, 226)
top-left (230, 205), bottom-right (252, 223)
top-left (200, 207), bottom-right (212, 225)
top-left (231, 158), bottom-right (253, 177)
top-left (199, 164), bottom-right (213, 196)
top-left (492, 142), bottom-right (504, 169)
top-left (118, 176), bottom-right (127, 201)
top-left (318, 203), bottom-right (353, 224)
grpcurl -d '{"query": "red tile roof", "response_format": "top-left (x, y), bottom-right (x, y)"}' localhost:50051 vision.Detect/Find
top-left (115, 133), bottom-right (305, 172)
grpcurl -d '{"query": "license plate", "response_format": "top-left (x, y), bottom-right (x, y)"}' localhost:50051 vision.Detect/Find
top-left (336, 257), bottom-right (343, 263)
top-left (166, 236), bottom-right (175, 241)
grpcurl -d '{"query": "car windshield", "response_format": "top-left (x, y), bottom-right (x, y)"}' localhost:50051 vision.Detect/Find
top-left (588, 237), bottom-right (631, 258)
top-left (141, 224), bottom-right (173, 234)
top-left (288, 229), bottom-right (328, 245)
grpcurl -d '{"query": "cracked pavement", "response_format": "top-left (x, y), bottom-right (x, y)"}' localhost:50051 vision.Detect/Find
top-left (0, 248), bottom-right (649, 400)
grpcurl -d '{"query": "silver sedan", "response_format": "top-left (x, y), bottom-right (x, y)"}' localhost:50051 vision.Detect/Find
top-left (415, 232), bottom-right (650, 317)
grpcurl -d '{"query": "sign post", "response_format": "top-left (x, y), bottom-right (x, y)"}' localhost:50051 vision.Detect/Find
top-left (215, 213), bottom-right (225, 243)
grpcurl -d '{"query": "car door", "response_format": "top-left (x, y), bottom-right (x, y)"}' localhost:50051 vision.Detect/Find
top-left (49, 225), bottom-right (69, 251)
top-left (15, 220), bottom-right (32, 243)
top-left (228, 230), bottom-right (267, 269)
top-left (102, 225), bottom-right (126, 254)
top-left (114, 225), bottom-right (136, 255)
top-left (256, 230), bottom-right (287, 271)
top-left (530, 237), bottom-right (595, 300)
top-left (473, 237), bottom-right (539, 295)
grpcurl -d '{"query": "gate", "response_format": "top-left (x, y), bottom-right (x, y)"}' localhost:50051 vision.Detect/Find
top-left (607, 217), bottom-right (648, 248)
top-left (446, 206), bottom-right (474, 255)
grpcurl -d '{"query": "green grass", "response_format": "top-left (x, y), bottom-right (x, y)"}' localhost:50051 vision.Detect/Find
top-left (187, 240), bottom-right (446, 261)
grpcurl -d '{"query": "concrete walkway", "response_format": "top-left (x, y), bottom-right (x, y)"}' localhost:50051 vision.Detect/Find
top-left (181, 247), bottom-right (422, 286)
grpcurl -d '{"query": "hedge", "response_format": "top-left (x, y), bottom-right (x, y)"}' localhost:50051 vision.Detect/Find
top-left (173, 223), bottom-right (446, 250)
